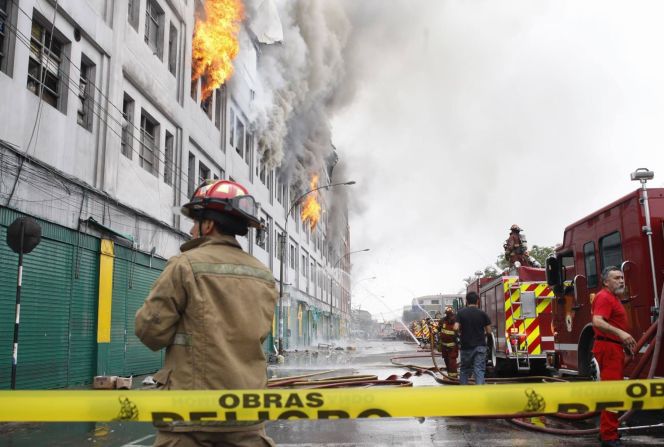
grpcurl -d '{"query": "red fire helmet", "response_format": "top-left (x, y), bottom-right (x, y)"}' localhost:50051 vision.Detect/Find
top-left (181, 180), bottom-right (262, 228)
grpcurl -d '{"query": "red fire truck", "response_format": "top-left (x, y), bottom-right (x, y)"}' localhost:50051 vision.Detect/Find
top-left (545, 170), bottom-right (663, 378)
top-left (470, 268), bottom-right (554, 376)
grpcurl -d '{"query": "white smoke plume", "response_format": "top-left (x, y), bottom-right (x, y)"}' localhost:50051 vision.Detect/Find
top-left (245, 0), bottom-right (353, 249)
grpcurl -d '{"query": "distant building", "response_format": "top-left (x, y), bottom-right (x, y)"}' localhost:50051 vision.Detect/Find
top-left (402, 294), bottom-right (464, 323)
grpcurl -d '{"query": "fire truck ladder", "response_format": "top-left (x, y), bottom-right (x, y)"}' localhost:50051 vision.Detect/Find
top-left (508, 281), bottom-right (531, 372)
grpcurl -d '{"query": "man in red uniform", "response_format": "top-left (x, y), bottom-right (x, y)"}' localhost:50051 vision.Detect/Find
top-left (438, 307), bottom-right (459, 379)
top-left (591, 266), bottom-right (637, 447)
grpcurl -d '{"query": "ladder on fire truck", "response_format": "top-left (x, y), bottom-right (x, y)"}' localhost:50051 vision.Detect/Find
top-left (508, 280), bottom-right (531, 372)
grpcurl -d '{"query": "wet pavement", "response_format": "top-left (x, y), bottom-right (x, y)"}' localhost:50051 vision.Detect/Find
top-left (1, 340), bottom-right (663, 446)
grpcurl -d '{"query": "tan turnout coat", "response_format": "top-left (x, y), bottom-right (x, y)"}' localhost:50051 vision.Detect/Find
top-left (135, 234), bottom-right (277, 432)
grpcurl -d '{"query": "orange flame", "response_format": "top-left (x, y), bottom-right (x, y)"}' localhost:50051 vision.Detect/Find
top-left (301, 175), bottom-right (322, 230)
top-left (192, 0), bottom-right (244, 101)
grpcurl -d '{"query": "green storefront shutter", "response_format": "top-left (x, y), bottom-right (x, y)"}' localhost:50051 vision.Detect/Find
top-left (13, 238), bottom-right (72, 389)
top-left (68, 245), bottom-right (99, 385)
top-left (125, 263), bottom-right (163, 375)
top-left (108, 257), bottom-right (128, 376)
top-left (0, 225), bottom-right (18, 389)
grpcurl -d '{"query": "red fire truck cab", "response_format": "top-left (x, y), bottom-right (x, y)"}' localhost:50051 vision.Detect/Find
top-left (545, 186), bottom-right (664, 377)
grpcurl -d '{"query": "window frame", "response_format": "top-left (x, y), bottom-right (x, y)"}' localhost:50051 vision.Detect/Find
top-left (144, 0), bottom-right (164, 58)
top-left (599, 231), bottom-right (623, 272)
top-left (77, 54), bottom-right (95, 131)
top-left (121, 93), bottom-right (135, 159)
top-left (139, 110), bottom-right (160, 176)
top-left (164, 131), bottom-right (174, 186)
top-left (27, 18), bottom-right (68, 112)
top-left (583, 241), bottom-right (598, 289)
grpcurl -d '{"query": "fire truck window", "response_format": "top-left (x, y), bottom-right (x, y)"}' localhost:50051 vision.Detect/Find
top-left (599, 232), bottom-right (623, 270)
top-left (583, 241), bottom-right (598, 288)
top-left (561, 252), bottom-right (575, 281)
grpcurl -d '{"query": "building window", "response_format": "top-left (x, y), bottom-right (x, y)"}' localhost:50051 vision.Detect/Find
top-left (27, 20), bottom-right (65, 110)
top-left (164, 131), bottom-right (174, 186)
top-left (168, 22), bottom-right (177, 75)
top-left (229, 108), bottom-right (235, 146)
top-left (289, 244), bottom-right (296, 269)
top-left (201, 76), bottom-right (212, 118)
top-left (145, 0), bottom-right (164, 58)
top-left (190, 77), bottom-right (198, 102)
top-left (301, 254), bottom-right (306, 276)
top-left (198, 161), bottom-right (210, 184)
top-left (0, 0), bottom-right (16, 77)
top-left (77, 55), bottom-right (95, 130)
top-left (121, 93), bottom-right (135, 159)
top-left (235, 117), bottom-right (245, 158)
top-left (245, 131), bottom-right (253, 164)
top-left (214, 89), bottom-right (222, 129)
top-left (128, 0), bottom-right (140, 31)
top-left (257, 212), bottom-right (269, 250)
top-left (139, 110), bottom-right (160, 176)
top-left (187, 152), bottom-right (196, 197)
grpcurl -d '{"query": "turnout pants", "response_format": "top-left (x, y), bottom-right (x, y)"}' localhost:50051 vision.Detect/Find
top-left (593, 340), bottom-right (625, 442)
top-left (441, 345), bottom-right (458, 377)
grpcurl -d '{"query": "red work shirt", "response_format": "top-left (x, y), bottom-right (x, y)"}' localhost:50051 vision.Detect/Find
top-left (592, 288), bottom-right (628, 342)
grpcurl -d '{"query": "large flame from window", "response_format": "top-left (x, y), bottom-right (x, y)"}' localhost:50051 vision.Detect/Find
top-left (192, 0), bottom-right (244, 101)
top-left (301, 175), bottom-right (321, 230)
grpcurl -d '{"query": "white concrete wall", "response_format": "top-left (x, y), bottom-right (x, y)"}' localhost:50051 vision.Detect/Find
top-left (0, 0), bottom-right (349, 323)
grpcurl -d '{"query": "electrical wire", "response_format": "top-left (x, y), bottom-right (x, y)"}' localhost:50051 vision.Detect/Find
top-left (5, 0), bottom-right (60, 206)
top-left (1, 7), bottom-right (205, 193)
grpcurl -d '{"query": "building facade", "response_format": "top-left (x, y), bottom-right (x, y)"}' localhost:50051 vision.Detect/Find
top-left (0, 0), bottom-right (350, 389)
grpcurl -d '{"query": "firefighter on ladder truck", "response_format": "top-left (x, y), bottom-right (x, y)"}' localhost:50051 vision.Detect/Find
top-left (504, 224), bottom-right (533, 267)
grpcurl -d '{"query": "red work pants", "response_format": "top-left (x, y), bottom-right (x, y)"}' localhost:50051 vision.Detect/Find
top-left (593, 341), bottom-right (624, 442)
top-left (441, 345), bottom-right (458, 376)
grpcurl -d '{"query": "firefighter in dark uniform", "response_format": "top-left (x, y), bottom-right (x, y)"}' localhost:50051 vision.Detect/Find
top-left (438, 307), bottom-right (459, 379)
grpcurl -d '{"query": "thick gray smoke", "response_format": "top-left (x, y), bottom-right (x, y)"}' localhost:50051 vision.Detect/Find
top-left (246, 0), bottom-right (353, 250)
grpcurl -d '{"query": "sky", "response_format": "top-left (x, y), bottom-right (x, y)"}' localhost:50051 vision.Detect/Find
top-left (330, 0), bottom-right (664, 320)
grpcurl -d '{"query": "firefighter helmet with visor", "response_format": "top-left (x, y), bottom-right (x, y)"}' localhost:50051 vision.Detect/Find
top-left (181, 180), bottom-right (262, 230)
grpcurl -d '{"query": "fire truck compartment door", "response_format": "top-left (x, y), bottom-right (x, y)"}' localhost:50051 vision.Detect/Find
top-left (521, 291), bottom-right (536, 318)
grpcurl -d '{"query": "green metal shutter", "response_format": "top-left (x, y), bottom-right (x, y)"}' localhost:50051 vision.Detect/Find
top-left (0, 224), bottom-right (18, 389)
top-left (109, 246), bottom-right (165, 376)
top-left (125, 261), bottom-right (163, 374)
top-left (108, 256), bottom-right (129, 376)
top-left (11, 238), bottom-right (72, 389)
top-left (68, 244), bottom-right (99, 385)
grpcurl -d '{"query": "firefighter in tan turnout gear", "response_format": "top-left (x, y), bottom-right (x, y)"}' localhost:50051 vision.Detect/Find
top-left (135, 180), bottom-right (277, 447)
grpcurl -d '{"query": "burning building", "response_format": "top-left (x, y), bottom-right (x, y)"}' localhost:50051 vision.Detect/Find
top-left (0, 0), bottom-right (353, 389)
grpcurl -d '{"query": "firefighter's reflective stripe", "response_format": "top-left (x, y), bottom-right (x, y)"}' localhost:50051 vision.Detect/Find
top-left (440, 329), bottom-right (455, 335)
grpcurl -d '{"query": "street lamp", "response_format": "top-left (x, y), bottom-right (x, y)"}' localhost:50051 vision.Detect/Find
top-left (328, 248), bottom-right (370, 342)
top-left (277, 180), bottom-right (356, 354)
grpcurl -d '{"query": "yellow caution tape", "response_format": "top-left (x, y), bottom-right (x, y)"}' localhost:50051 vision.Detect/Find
top-left (1, 380), bottom-right (663, 422)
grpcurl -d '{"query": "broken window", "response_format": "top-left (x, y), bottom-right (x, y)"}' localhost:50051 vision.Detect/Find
top-left (27, 20), bottom-right (65, 110)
